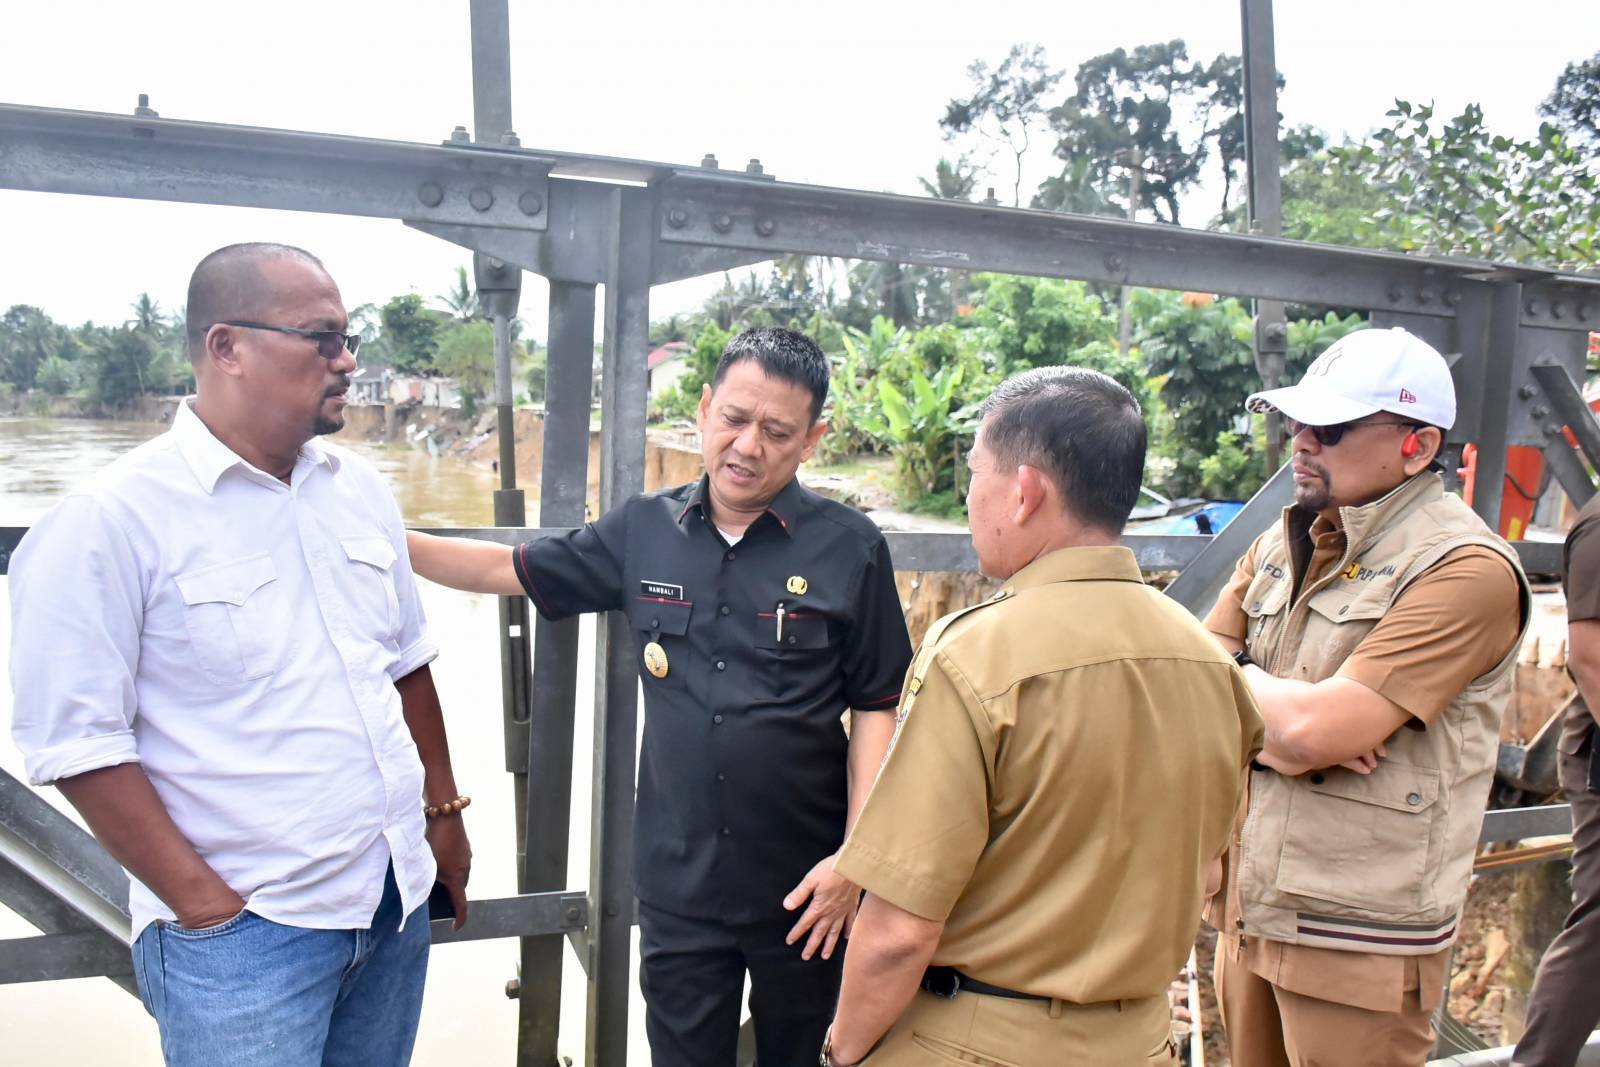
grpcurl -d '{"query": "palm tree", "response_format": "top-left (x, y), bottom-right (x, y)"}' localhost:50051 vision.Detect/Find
top-left (128, 293), bottom-right (169, 338)
top-left (437, 266), bottom-right (480, 321)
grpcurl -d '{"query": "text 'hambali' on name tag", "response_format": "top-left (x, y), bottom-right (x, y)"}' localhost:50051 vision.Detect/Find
top-left (640, 579), bottom-right (685, 601)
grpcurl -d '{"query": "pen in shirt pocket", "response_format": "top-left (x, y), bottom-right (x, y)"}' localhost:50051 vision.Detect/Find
top-left (775, 602), bottom-right (785, 643)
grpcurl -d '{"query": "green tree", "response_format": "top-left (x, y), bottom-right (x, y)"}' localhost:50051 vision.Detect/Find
top-left (1541, 51), bottom-right (1600, 149)
top-left (372, 294), bottom-right (445, 373)
top-left (652, 322), bottom-right (732, 422)
top-left (434, 320), bottom-right (496, 418)
top-left (437, 266), bottom-right (481, 321)
top-left (34, 353), bottom-right (77, 396)
top-left (941, 44), bottom-right (1063, 208)
top-left (1043, 41), bottom-right (1206, 224)
top-left (918, 156), bottom-right (980, 201)
top-left (127, 293), bottom-right (169, 337)
top-left (1331, 101), bottom-right (1598, 266)
top-left (1135, 291), bottom-right (1364, 497)
top-left (0, 305), bottom-right (62, 390)
top-left (966, 274), bottom-right (1144, 400)
top-left (84, 326), bottom-right (169, 404)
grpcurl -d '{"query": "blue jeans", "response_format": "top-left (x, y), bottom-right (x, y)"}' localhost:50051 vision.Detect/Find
top-left (131, 866), bottom-right (430, 1067)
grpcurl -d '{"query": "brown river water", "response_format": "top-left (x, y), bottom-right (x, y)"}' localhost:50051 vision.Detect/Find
top-left (0, 416), bottom-right (651, 1065)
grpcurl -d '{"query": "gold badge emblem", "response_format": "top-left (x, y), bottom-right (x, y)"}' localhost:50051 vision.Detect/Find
top-left (786, 575), bottom-right (808, 596)
top-left (643, 641), bottom-right (669, 679)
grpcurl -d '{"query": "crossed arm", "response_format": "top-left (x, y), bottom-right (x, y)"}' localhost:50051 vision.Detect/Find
top-left (1211, 634), bottom-right (1408, 775)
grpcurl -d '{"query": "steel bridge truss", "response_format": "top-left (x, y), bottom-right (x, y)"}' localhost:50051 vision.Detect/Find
top-left (1, 0), bottom-right (1598, 1063)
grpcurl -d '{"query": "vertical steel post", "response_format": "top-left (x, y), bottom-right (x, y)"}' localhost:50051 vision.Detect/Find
top-left (1471, 283), bottom-right (1522, 534)
top-left (468, 0), bottom-right (514, 145)
top-left (518, 280), bottom-right (596, 1065)
top-left (586, 186), bottom-right (653, 1066)
top-left (1240, 0), bottom-right (1289, 468)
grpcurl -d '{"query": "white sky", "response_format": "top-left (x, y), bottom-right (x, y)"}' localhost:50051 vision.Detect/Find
top-left (1, 0), bottom-right (1594, 342)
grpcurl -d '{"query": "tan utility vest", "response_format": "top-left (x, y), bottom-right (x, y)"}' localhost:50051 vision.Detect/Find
top-left (1236, 474), bottom-right (1530, 955)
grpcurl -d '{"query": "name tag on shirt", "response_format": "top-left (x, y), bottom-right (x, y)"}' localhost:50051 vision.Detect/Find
top-left (641, 579), bottom-right (685, 601)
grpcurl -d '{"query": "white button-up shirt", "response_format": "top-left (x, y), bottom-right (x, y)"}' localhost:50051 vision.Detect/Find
top-left (9, 400), bottom-right (437, 937)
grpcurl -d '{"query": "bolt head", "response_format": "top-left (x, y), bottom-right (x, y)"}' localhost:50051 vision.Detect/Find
top-left (504, 979), bottom-right (521, 999)
top-left (517, 190), bottom-right (544, 216)
top-left (1532, 405), bottom-right (1551, 419)
top-left (564, 905), bottom-right (581, 922)
top-left (1519, 384), bottom-right (1538, 399)
top-left (701, 153), bottom-right (719, 169)
top-left (1416, 287), bottom-right (1434, 305)
top-left (712, 212), bottom-right (734, 233)
top-left (1551, 301), bottom-right (1566, 319)
top-left (469, 187), bottom-right (494, 212)
top-left (746, 158), bottom-right (764, 175)
top-left (1387, 283), bottom-right (1405, 303)
top-left (1105, 253), bottom-right (1125, 274)
top-left (755, 217), bottom-right (777, 237)
top-left (1445, 290), bottom-right (1461, 307)
top-left (1548, 423), bottom-right (1566, 436)
top-left (666, 207), bottom-right (689, 229)
top-left (1526, 298), bottom-right (1542, 316)
top-left (500, 131), bottom-right (521, 146)
top-left (450, 125), bottom-right (471, 143)
top-left (418, 182), bottom-right (445, 208)
top-left (1264, 323), bottom-right (1288, 342)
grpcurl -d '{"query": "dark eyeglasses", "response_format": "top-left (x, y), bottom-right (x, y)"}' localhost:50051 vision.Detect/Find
top-left (1284, 417), bottom-right (1420, 447)
top-left (218, 321), bottom-right (360, 361)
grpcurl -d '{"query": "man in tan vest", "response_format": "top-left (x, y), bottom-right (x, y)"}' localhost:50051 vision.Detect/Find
top-left (1204, 328), bottom-right (1531, 1066)
top-left (820, 367), bottom-right (1264, 1067)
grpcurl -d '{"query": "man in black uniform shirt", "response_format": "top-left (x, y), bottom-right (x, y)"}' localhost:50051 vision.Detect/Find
top-left (408, 327), bottom-right (913, 1066)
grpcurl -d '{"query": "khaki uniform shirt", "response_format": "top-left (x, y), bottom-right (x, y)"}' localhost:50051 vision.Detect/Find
top-left (1204, 515), bottom-right (1522, 1012)
top-left (836, 546), bottom-right (1264, 1004)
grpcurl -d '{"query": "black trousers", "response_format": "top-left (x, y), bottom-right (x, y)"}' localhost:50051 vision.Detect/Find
top-left (638, 901), bottom-right (843, 1067)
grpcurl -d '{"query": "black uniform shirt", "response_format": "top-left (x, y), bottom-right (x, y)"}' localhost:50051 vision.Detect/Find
top-left (512, 476), bottom-right (913, 923)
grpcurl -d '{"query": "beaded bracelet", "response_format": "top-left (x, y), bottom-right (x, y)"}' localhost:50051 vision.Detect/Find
top-left (424, 795), bottom-right (472, 819)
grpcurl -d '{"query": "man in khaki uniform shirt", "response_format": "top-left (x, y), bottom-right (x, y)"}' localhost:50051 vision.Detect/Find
top-left (1204, 328), bottom-right (1528, 1067)
top-left (1514, 493), bottom-right (1600, 1065)
top-left (820, 367), bottom-right (1264, 1067)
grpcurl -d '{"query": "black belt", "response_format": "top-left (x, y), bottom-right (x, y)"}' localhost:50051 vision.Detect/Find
top-left (920, 966), bottom-right (1051, 1003)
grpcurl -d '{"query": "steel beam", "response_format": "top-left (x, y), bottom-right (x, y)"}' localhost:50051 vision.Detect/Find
top-left (0, 930), bottom-right (135, 984)
top-left (1427, 1033), bottom-right (1600, 1065)
top-left (516, 279), bottom-right (596, 1062)
top-left (1164, 463), bottom-right (1296, 615)
top-left (1469, 283), bottom-right (1523, 532)
top-left (586, 186), bottom-right (653, 1066)
top-left (430, 891), bottom-right (589, 945)
top-left (654, 172), bottom-right (1599, 320)
top-left (1479, 804), bottom-right (1574, 845)
top-left (1543, 438), bottom-right (1597, 509)
top-left (0, 104), bottom-right (551, 232)
top-left (409, 179), bottom-right (618, 285)
top-left (1531, 362), bottom-right (1600, 474)
top-left (469, 0), bottom-right (514, 146)
top-left (0, 767), bottom-right (135, 995)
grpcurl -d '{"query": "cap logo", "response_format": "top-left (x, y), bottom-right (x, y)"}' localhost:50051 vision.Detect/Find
top-left (1398, 389), bottom-right (1417, 404)
top-left (1307, 350), bottom-right (1344, 377)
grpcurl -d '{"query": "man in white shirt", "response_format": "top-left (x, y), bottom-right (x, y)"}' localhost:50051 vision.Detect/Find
top-left (8, 243), bottom-right (470, 1067)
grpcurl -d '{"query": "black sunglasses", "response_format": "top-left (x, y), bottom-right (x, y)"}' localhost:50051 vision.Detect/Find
top-left (218, 321), bottom-right (360, 361)
top-left (1283, 417), bottom-right (1420, 447)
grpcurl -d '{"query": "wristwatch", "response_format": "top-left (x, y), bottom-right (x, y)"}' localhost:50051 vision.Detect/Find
top-left (1232, 648), bottom-right (1256, 669)
top-left (820, 1028), bottom-right (858, 1067)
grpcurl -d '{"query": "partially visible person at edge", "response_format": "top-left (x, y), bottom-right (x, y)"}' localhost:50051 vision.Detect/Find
top-left (8, 243), bottom-right (470, 1067)
top-left (820, 367), bottom-right (1264, 1067)
top-left (406, 326), bottom-right (914, 1067)
top-left (1513, 492), bottom-right (1600, 1066)
top-left (1201, 328), bottom-right (1530, 1067)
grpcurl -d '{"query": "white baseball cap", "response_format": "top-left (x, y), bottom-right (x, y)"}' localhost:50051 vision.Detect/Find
top-left (1245, 327), bottom-right (1456, 430)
